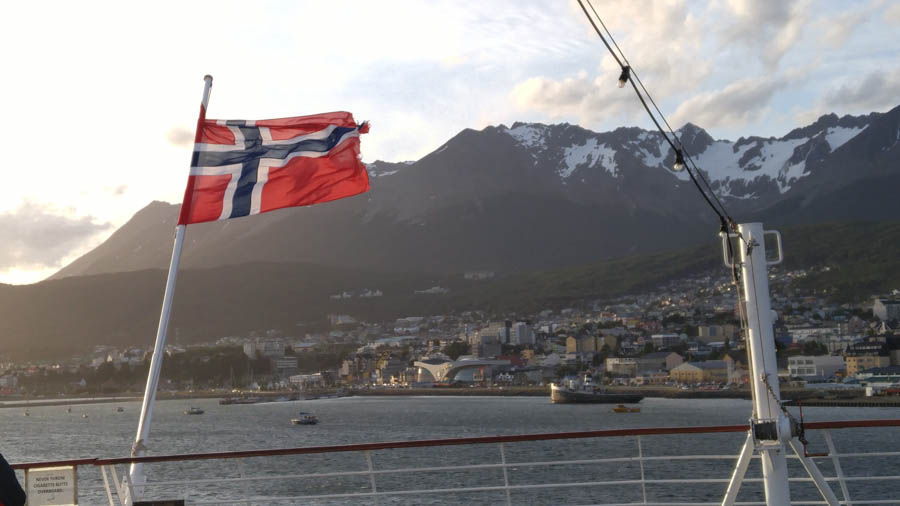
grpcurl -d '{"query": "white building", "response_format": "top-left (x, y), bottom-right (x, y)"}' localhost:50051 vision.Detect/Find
top-left (511, 322), bottom-right (534, 345)
top-left (243, 339), bottom-right (285, 359)
top-left (873, 298), bottom-right (900, 321)
top-left (787, 355), bottom-right (845, 378)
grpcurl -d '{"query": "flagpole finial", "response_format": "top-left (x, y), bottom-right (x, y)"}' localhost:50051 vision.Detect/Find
top-left (204, 75), bottom-right (213, 83)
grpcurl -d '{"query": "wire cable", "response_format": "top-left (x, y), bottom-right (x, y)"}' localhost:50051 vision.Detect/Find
top-left (584, 0), bottom-right (733, 223)
top-left (577, 0), bottom-right (736, 229)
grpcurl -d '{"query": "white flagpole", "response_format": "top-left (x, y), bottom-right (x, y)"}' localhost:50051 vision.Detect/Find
top-left (128, 75), bottom-right (213, 498)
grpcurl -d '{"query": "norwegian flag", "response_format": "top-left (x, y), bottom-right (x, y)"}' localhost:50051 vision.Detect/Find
top-left (178, 111), bottom-right (370, 225)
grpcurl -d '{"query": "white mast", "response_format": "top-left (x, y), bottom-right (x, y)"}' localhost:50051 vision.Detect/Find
top-left (735, 222), bottom-right (791, 504)
top-left (128, 75), bottom-right (213, 500)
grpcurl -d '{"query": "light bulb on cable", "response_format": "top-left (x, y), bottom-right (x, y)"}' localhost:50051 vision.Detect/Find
top-left (617, 66), bottom-right (631, 88)
top-left (673, 149), bottom-right (685, 172)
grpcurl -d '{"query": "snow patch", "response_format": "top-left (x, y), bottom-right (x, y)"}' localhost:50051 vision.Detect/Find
top-left (824, 126), bottom-right (866, 151)
top-left (638, 146), bottom-right (665, 169)
top-left (780, 160), bottom-right (808, 191)
top-left (692, 137), bottom-right (808, 194)
top-left (560, 139), bottom-right (617, 178)
top-left (506, 124), bottom-right (547, 149)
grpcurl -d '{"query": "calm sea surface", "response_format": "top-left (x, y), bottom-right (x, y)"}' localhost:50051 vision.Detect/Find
top-left (4, 396), bottom-right (899, 504)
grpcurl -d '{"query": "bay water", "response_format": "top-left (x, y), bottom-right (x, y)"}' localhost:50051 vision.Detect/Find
top-left (4, 396), bottom-right (899, 504)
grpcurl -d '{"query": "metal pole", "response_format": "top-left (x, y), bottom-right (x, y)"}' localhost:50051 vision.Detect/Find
top-left (128, 75), bottom-right (213, 499)
top-left (737, 222), bottom-right (790, 505)
top-left (721, 432), bottom-right (754, 506)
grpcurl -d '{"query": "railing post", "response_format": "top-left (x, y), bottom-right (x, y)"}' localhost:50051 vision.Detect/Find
top-left (100, 465), bottom-right (117, 506)
top-left (365, 450), bottom-right (378, 505)
top-left (824, 430), bottom-right (852, 506)
top-left (499, 443), bottom-right (512, 506)
top-left (239, 459), bottom-right (250, 506)
top-left (637, 436), bottom-right (647, 504)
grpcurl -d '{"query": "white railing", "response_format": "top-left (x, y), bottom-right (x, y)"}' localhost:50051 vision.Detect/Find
top-left (14, 419), bottom-right (900, 505)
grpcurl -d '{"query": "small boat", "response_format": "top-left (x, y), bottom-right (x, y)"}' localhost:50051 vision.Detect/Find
top-left (23, 409), bottom-right (29, 417)
top-left (116, 406), bottom-right (124, 412)
top-left (291, 412), bottom-right (319, 425)
top-left (82, 413), bottom-right (89, 418)
top-left (66, 406), bottom-right (72, 413)
top-left (612, 404), bottom-right (640, 413)
top-left (184, 406), bottom-right (204, 415)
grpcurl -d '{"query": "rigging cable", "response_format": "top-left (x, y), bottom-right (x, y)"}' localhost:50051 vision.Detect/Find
top-left (575, 0), bottom-right (735, 234)
top-left (575, 1), bottom-right (808, 441)
top-left (584, 0), bottom-right (732, 225)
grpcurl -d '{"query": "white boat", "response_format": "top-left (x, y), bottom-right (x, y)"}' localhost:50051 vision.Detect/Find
top-left (184, 406), bottom-right (204, 415)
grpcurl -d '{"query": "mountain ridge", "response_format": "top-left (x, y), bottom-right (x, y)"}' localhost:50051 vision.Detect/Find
top-left (51, 105), bottom-right (900, 281)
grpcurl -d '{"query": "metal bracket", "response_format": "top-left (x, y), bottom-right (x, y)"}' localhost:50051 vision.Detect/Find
top-left (751, 418), bottom-right (784, 451)
top-left (721, 229), bottom-right (783, 267)
top-left (765, 230), bottom-right (783, 265)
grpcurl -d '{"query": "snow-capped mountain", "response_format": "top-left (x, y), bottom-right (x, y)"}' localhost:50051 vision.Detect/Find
top-left (54, 105), bottom-right (900, 280)
top-left (500, 111), bottom-right (876, 201)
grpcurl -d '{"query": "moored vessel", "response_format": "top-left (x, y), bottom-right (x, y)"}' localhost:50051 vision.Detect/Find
top-left (550, 373), bottom-right (644, 404)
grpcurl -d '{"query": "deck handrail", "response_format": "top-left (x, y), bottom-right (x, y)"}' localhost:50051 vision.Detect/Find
top-left (12, 418), bottom-right (900, 470)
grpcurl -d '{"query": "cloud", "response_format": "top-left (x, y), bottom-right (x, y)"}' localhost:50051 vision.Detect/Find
top-left (166, 126), bottom-right (194, 147)
top-left (720, 0), bottom-right (811, 68)
top-left (821, 68), bottom-right (900, 112)
top-left (106, 184), bottom-right (127, 196)
top-left (669, 76), bottom-right (784, 128)
top-left (510, 0), bottom-right (712, 126)
top-left (510, 71), bottom-right (636, 124)
top-left (815, 9), bottom-right (868, 48)
top-left (886, 2), bottom-right (900, 24)
top-left (0, 201), bottom-right (112, 271)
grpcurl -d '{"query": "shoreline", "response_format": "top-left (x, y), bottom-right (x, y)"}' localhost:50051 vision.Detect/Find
top-left (4, 386), bottom-right (899, 409)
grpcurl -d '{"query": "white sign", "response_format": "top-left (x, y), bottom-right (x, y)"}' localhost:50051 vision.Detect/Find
top-left (25, 466), bottom-right (77, 506)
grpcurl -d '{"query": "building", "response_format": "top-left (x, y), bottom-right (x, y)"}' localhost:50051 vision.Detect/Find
top-left (243, 339), bottom-right (285, 359)
top-left (845, 338), bottom-right (892, 377)
top-left (651, 334), bottom-right (681, 349)
top-left (510, 322), bottom-right (534, 345)
top-left (271, 357), bottom-right (299, 378)
top-left (697, 325), bottom-right (737, 343)
top-left (846, 354), bottom-right (890, 377)
top-left (787, 355), bottom-right (845, 379)
top-left (478, 321), bottom-right (512, 345)
top-left (670, 361), bottom-right (729, 384)
top-left (0, 375), bottom-right (17, 389)
top-left (469, 332), bottom-right (501, 358)
top-left (566, 336), bottom-right (608, 354)
top-left (289, 373), bottom-right (324, 390)
top-left (874, 298), bottom-right (900, 322)
top-left (635, 352), bottom-right (683, 373)
top-left (414, 358), bottom-right (511, 383)
top-left (605, 357), bottom-right (637, 377)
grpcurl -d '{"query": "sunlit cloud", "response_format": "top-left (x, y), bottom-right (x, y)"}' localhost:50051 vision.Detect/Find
top-left (670, 77), bottom-right (785, 129)
top-left (166, 126), bottom-right (194, 148)
top-left (0, 201), bottom-right (112, 273)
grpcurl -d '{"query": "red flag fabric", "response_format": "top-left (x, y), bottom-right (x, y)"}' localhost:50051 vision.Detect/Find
top-left (178, 111), bottom-right (369, 225)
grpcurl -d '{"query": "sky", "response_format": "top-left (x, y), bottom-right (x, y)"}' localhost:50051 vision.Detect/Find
top-left (0, 0), bottom-right (898, 285)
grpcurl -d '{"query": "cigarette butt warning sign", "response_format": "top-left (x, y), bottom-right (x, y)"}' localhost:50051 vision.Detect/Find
top-left (25, 466), bottom-right (77, 506)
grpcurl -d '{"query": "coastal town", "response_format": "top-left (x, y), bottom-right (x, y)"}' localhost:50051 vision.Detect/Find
top-left (2, 266), bottom-right (899, 402)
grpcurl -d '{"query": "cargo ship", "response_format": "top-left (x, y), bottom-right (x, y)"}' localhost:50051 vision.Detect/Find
top-left (550, 373), bottom-right (644, 404)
